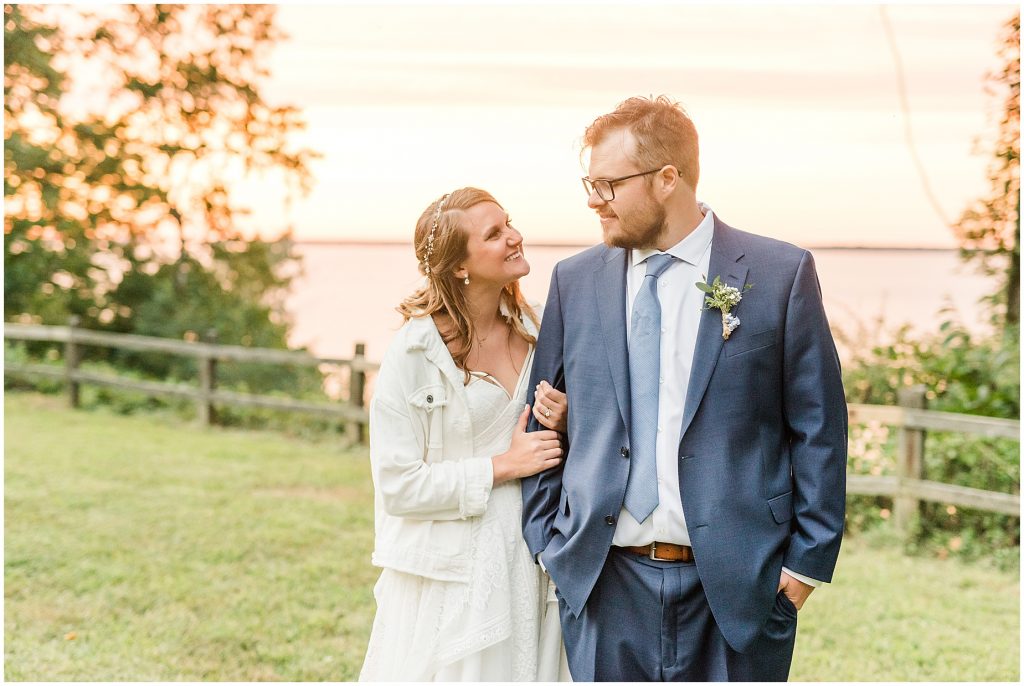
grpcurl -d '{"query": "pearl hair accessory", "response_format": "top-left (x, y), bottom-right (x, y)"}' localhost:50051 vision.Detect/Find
top-left (421, 193), bottom-right (450, 276)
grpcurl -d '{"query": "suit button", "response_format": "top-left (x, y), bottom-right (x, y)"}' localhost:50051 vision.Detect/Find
top-left (426, 395), bottom-right (433, 403)
top-left (604, 515), bottom-right (616, 525)
top-left (620, 446), bottom-right (629, 459)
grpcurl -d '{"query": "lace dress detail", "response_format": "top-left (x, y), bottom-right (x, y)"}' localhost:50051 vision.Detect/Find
top-left (360, 347), bottom-right (566, 682)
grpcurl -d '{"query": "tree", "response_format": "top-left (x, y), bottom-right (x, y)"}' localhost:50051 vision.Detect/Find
top-left (4, 5), bottom-right (316, 345)
top-left (954, 11), bottom-right (1020, 326)
top-left (4, 4), bottom-right (90, 323)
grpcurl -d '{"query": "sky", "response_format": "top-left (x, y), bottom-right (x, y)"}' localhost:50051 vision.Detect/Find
top-left (234, 3), bottom-right (1018, 248)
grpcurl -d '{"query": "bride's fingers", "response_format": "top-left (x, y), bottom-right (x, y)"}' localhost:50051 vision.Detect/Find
top-left (532, 404), bottom-right (554, 425)
top-left (537, 383), bottom-right (567, 409)
top-left (534, 395), bottom-right (564, 420)
top-left (546, 397), bottom-right (566, 413)
top-left (533, 395), bottom-right (556, 418)
top-left (540, 397), bottom-right (565, 417)
top-left (536, 393), bottom-right (561, 411)
top-left (536, 414), bottom-right (561, 432)
top-left (540, 382), bottom-right (567, 402)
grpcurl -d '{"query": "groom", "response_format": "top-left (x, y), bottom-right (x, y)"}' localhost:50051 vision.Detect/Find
top-left (523, 96), bottom-right (847, 681)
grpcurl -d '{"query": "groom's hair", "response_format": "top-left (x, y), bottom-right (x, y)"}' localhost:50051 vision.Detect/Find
top-left (583, 95), bottom-right (700, 191)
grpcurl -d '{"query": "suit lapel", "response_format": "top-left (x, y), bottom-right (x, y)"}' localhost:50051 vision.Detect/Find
top-left (594, 247), bottom-right (632, 431)
top-left (680, 219), bottom-right (747, 439)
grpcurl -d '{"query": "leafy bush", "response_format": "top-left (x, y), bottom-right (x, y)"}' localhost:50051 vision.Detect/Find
top-left (839, 317), bottom-right (1020, 568)
top-left (4, 340), bottom-right (64, 394)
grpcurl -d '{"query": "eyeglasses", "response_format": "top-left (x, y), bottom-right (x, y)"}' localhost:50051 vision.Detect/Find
top-left (581, 167), bottom-right (666, 202)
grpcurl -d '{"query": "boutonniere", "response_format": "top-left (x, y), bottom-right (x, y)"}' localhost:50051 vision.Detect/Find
top-left (696, 275), bottom-right (753, 340)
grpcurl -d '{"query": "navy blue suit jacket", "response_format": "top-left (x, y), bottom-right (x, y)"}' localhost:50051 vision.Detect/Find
top-left (521, 217), bottom-right (847, 653)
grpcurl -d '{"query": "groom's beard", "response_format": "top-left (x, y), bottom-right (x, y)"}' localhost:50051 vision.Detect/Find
top-left (603, 193), bottom-right (668, 250)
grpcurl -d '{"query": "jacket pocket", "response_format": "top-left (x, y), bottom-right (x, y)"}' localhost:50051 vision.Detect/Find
top-left (408, 384), bottom-right (448, 411)
top-left (408, 384), bottom-right (447, 453)
top-left (725, 327), bottom-right (777, 357)
top-left (768, 490), bottom-right (793, 524)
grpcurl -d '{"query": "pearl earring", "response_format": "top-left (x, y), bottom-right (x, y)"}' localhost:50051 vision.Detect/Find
top-left (464, 275), bottom-right (470, 285)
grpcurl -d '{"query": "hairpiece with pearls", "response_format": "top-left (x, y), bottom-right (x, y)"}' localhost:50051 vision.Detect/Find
top-left (421, 193), bottom-right (450, 276)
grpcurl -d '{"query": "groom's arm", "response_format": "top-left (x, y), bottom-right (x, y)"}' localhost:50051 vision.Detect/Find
top-left (781, 250), bottom-right (848, 583)
top-left (521, 263), bottom-right (567, 561)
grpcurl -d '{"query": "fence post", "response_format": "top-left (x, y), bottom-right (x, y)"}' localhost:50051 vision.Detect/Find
top-left (893, 385), bottom-right (927, 538)
top-left (197, 329), bottom-right (218, 426)
top-left (65, 315), bottom-right (82, 408)
top-left (346, 342), bottom-right (367, 444)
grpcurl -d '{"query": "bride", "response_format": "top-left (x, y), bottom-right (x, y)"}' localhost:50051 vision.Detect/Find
top-left (359, 188), bottom-right (570, 681)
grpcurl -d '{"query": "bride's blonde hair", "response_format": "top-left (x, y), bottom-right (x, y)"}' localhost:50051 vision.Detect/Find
top-left (397, 187), bottom-right (539, 377)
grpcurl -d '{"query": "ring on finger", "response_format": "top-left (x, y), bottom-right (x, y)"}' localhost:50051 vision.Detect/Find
top-left (543, 407), bottom-right (552, 418)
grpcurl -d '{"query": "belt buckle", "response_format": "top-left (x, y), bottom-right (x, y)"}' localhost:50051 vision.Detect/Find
top-left (649, 542), bottom-right (669, 561)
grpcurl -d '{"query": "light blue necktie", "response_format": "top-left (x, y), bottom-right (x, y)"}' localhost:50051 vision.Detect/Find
top-left (624, 253), bottom-right (676, 523)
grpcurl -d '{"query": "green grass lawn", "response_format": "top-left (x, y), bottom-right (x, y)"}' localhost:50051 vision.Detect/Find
top-left (4, 392), bottom-right (1019, 681)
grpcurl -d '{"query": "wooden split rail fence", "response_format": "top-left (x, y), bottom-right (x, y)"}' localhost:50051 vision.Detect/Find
top-left (847, 385), bottom-right (1019, 535)
top-left (4, 318), bottom-right (379, 444)
top-left (5, 321), bottom-right (1020, 535)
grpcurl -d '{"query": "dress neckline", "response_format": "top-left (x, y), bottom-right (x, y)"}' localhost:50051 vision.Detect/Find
top-left (467, 345), bottom-right (534, 401)
top-left (426, 313), bottom-right (535, 400)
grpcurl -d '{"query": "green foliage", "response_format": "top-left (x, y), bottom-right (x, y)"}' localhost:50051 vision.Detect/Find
top-left (105, 238), bottom-right (318, 396)
top-left (913, 431), bottom-right (1020, 568)
top-left (3, 339), bottom-right (64, 393)
top-left (840, 317), bottom-right (1020, 566)
top-left (842, 422), bottom-right (897, 535)
top-left (954, 11), bottom-right (1020, 325)
top-left (695, 274), bottom-right (750, 312)
top-left (842, 317), bottom-right (1019, 418)
top-left (5, 4), bottom-right (322, 399)
top-left (3, 5), bottom-right (86, 321)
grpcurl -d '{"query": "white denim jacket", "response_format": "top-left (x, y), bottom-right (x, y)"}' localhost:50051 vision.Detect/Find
top-left (368, 311), bottom-right (539, 582)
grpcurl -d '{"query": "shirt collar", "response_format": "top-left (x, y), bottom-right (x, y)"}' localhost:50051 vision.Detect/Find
top-left (631, 202), bottom-right (715, 268)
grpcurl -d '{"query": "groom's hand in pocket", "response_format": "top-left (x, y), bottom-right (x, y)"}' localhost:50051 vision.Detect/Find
top-left (778, 571), bottom-right (814, 610)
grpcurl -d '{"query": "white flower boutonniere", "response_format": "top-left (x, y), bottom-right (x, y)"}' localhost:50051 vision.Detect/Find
top-left (696, 275), bottom-right (753, 340)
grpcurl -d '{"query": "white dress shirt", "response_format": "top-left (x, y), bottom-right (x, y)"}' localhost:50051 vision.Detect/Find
top-left (612, 204), bottom-right (714, 549)
top-left (610, 203), bottom-right (821, 588)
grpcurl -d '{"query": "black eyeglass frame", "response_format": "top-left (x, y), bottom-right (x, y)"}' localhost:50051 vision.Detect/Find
top-left (581, 166), bottom-right (670, 201)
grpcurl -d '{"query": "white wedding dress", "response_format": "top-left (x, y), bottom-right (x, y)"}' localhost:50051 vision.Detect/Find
top-left (359, 347), bottom-right (570, 682)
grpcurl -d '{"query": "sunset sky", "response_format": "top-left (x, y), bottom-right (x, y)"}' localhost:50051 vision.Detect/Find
top-left (236, 3), bottom-right (1017, 248)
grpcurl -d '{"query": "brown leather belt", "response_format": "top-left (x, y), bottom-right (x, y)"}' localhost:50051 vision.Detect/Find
top-left (616, 542), bottom-right (694, 562)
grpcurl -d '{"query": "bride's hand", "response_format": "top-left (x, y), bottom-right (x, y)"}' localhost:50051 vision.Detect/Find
top-left (533, 380), bottom-right (567, 433)
top-left (492, 405), bottom-right (563, 486)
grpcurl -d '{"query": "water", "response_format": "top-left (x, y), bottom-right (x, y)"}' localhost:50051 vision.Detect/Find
top-left (285, 243), bottom-right (997, 362)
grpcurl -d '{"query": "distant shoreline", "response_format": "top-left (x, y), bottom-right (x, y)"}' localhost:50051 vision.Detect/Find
top-left (294, 239), bottom-right (957, 252)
